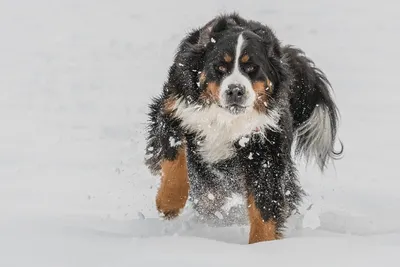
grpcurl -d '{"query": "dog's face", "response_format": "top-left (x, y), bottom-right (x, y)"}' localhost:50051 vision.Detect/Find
top-left (197, 26), bottom-right (277, 115)
top-left (169, 17), bottom-right (285, 162)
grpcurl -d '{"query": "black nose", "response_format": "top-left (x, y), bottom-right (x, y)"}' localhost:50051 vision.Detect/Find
top-left (226, 84), bottom-right (246, 104)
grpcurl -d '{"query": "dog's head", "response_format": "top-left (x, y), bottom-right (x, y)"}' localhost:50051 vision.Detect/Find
top-left (172, 14), bottom-right (288, 116)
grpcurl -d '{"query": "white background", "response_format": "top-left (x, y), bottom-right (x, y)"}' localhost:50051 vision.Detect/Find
top-left (1, 0), bottom-right (399, 266)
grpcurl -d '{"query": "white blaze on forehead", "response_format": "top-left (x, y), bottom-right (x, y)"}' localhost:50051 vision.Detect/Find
top-left (234, 33), bottom-right (245, 71)
top-left (219, 33), bottom-right (256, 108)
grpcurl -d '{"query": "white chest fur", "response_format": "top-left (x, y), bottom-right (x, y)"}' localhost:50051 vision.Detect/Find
top-left (173, 100), bottom-right (280, 163)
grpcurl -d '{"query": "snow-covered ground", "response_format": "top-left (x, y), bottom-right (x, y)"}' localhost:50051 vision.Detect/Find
top-left (1, 0), bottom-right (400, 266)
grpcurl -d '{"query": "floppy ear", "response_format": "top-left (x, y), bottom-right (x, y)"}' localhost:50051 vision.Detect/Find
top-left (250, 28), bottom-right (277, 53)
top-left (197, 16), bottom-right (240, 47)
top-left (197, 19), bottom-right (219, 47)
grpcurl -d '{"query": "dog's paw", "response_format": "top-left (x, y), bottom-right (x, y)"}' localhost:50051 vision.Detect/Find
top-left (158, 208), bottom-right (182, 220)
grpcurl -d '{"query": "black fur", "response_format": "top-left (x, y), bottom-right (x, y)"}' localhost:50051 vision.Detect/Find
top-left (144, 13), bottom-right (342, 234)
top-left (284, 46), bottom-right (343, 169)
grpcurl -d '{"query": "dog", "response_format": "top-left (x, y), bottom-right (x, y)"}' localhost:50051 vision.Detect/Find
top-left (144, 13), bottom-right (342, 244)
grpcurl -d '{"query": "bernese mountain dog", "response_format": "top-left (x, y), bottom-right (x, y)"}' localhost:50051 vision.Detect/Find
top-left (144, 13), bottom-right (342, 244)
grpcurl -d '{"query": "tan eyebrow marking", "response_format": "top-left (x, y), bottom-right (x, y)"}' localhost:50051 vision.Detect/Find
top-left (240, 54), bottom-right (249, 63)
top-left (224, 54), bottom-right (233, 63)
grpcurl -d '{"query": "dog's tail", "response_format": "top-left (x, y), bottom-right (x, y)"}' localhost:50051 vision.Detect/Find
top-left (283, 46), bottom-right (343, 171)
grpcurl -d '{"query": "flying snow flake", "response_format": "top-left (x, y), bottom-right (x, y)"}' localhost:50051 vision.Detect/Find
top-left (214, 211), bottom-right (223, 220)
top-left (147, 146), bottom-right (154, 152)
top-left (169, 136), bottom-right (182, 147)
top-left (221, 193), bottom-right (245, 212)
top-left (262, 163), bottom-right (267, 168)
top-left (192, 69), bottom-right (197, 72)
top-left (196, 81), bottom-right (200, 87)
top-left (178, 63), bottom-right (184, 67)
top-left (211, 37), bottom-right (216, 43)
top-left (207, 193), bottom-right (215, 201)
top-left (248, 152), bottom-right (253, 160)
top-left (239, 136), bottom-right (250, 147)
top-left (285, 190), bottom-right (291, 196)
top-left (144, 153), bottom-right (153, 159)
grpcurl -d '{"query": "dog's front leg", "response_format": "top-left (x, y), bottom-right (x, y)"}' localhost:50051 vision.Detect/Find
top-left (240, 135), bottom-right (293, 244)
top-left (156, 145), bottom-right (189, 219)
top-left (145, 95), bottom-right (189, 219)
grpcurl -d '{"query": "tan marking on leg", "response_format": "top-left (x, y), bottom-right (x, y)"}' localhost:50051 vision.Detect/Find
top-left (247, 194), bottom-right (281, 244)
top-left (241, 54), bottom-right (250, 63)
top-left (200, 82), bottom-right (220, 103)
top-left (252, 81), bottom-right (268, 113)
top-left (156, 146), bottom-right (189, 219)
top-left (163, 97), bottom-right (176, 114)
top-left (224, 54), bottom-right (233, 63)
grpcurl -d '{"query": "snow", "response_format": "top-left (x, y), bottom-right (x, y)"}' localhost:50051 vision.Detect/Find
top-left (1, 0), bottom-right (400, 266)
top-left (222, 193), bottom-right (245, 213)
top-left (214, 211), bottom-right (224, 220)
top-left (169, 136), bottom-right (182, 147)
top-left (239, 136), bottom-right (250, 147)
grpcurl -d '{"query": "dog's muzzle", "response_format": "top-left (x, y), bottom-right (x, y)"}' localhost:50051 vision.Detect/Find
top-left (224, 83), bottom-right (248, 114)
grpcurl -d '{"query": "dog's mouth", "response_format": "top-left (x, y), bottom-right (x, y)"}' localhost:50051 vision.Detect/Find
top-left (226, 104), bottom-right (247, 115)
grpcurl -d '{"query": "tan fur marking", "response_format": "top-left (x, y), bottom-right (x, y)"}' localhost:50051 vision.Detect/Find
top-left (241, 54), bottom-right (250, 63)
top-left (224, 54), bottom-right (233, 63)
top-left (247, 194), bottom-right (281, 244)
top-left (164, 97), bottom-right (176, 114)
top-left (252, 81), bottom-right (268, 113)
top-left (156, 146), bottom-right (189, 219)
top-left (200, 82), bottom-right (220, 102)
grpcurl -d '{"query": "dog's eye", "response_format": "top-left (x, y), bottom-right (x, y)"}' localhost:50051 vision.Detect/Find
top-left (216, 65), bottom-right (227, 74)
top-left (244, 64), bottom-right (257, 74)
